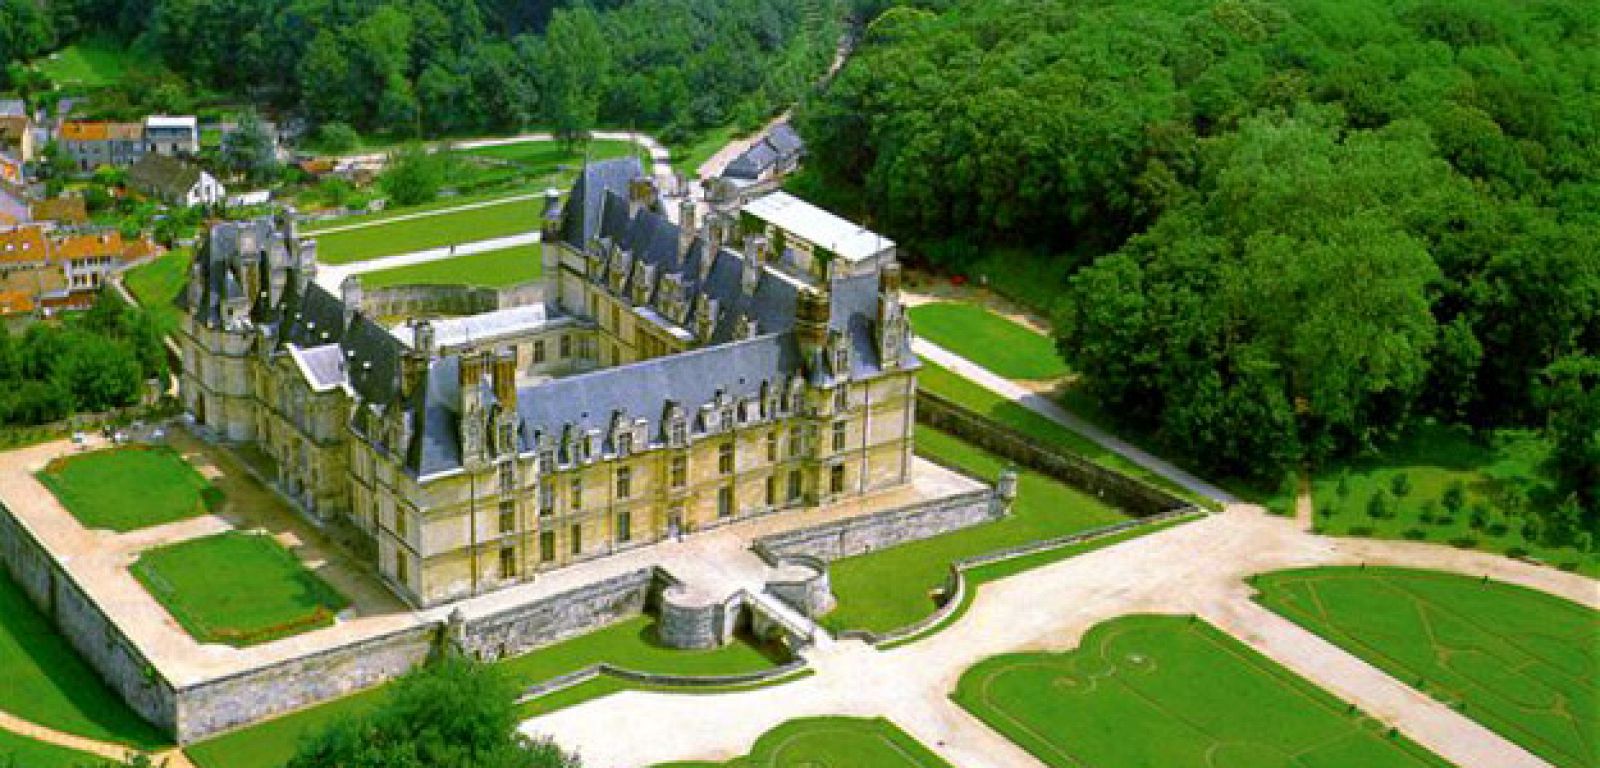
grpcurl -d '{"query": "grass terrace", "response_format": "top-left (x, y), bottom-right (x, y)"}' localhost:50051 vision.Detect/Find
top-left (461, 138), bottom-right (638, 168)
top-left (1302, 423), bottom-right (1595, 575)
top-left (185, 613), bottom-right (789, 768)
top-left (357, 244), bottom-right (543, 289)
top-left (917, 362), bottom-right (1211, 508)
top-left (308, 196), bottom-right (543, 264)
top-left (33, 36), bottom-right (148, 88)
top-left (0, 572), bottom-right (169, 750)
top-left (908, 302), bottom-right (1068, 380)
top-left (123, 247), bottom-right (193, 332)
top-left (821, 427), bottom-right (1125, 635)
top-left (1254, 567), bottom-right (1597, 767)
top-left (955, 614), bottom-right (1451, 768)
top-left (37, 445), bottom-right (220, 532)
top-left (654, 717), bottom-right (952, 767)
top-left (130, 531), bottom-right (349, 647)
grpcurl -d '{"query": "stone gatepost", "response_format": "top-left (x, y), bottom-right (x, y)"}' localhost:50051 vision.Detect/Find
top-left (995, 468), bottom-right (1019, 516)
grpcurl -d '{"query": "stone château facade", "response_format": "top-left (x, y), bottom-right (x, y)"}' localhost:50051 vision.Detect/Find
top-left (177, 157), bottom-right (916, 607)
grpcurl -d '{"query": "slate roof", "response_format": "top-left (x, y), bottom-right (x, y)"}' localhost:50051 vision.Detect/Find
top-left (723, 122), bottom-right (804, 180)
top-left (561, 156), bottom-right (646, 251)
top-left (127, 153), bottom-right (207, 199)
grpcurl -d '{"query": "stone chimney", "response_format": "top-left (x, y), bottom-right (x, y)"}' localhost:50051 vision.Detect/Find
top-left (741, 235), bottom-right (767, 295)
top-left (796, 287), bottom-right (830, 377)
top-left (677, 199), bottom-right (697, 261)
top-left (699, 214), bottom-right (723, 283)
top-left (492, 347), bottom-right (518, 410)
top-left (458, 350), bottom-right (490, 465)
top-left (627, 177), bottom-right (655, 218)
top-left (340, 276), bottom-right (363, 327)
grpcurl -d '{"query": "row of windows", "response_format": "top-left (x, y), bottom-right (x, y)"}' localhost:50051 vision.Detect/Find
top-left (529, 334), bottom-right (577, 365)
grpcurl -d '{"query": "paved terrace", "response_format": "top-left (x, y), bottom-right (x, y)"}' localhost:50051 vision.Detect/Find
top-left (0, 428), bottom-right (980, 687)
top-left (523, 503), bottom-right (1598, 768)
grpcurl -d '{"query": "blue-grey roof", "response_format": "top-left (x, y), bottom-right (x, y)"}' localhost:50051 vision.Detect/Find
top-left (561, 157), bottom-right (646, 250)
top-left (767, 122), bottom-right (804, 158)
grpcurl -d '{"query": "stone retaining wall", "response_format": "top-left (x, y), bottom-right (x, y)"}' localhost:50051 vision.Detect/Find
top-left (752, 488), bottom-right (999, 563)
top-left (0, 502), bottom-right (180, 736)
top-left (764, 555), bottom-right (835, 618)
top-left (457, 568), bottom-right (660, 661)
top-left (360, 281), bottom-right (543, 320)
top-left (916, 391), bottom-right (1189, 517)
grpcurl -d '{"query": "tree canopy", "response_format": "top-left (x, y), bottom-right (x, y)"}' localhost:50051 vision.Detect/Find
top-left (799, 0), bottom-right (1600, 490)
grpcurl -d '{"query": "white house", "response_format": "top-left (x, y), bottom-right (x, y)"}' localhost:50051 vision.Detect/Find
top-left (127, 154), bottom-right (226, 207)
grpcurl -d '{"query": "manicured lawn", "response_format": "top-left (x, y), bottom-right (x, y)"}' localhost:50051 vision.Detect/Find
top-left (0, 572), bottom-right (169, 750)
top-left (673, 123), bottom-right (740, 175)
top-left (654, 717), bottom-right (952, 767)
top-left (37, 445), bottom-right (220, 532)
top-left (185, 613), bottom-right (790, 768)
top-left (1254, 567), bottom-right (1597, 767)
top-left (0, 729), bottom-right (113, 768)
top-left (124, 247), bottom-right (193, 333)
top-left (909, 302), bottom-right (1067, 380)
top-left (955, 614), bottom-right (1451, 768)
top-left (357, 244), bottom-right (543, 289)
top-left (462, 138), bottom-right (637, 168)
top-left (34, 36), bottom-right (146, 88)
top-left (130, 531), bottom-right (349, 647)
top-left (1305, 422), bottom-right (1595, 576)
top-left (917, 362), bottom-right (1210, 507)
top-left (308, 196), bottom-right (543, 264)
top-left (821, 427), bottom-right (1125, 635)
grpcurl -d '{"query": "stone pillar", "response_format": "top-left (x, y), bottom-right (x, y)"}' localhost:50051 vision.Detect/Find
top-left (995, 468), bottom-right (1019, 516)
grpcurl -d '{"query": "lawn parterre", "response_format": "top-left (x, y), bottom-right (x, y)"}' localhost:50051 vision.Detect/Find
top-left (821, 427), bottom-right (1125, 634)
top-left (37, 445), bottom-right (220, 532)
top-left (955, 614), bottom-right (1451, 768)
top-left (0, 572), bottom-right (169, 750)
top-left (1302, 423), bottom-right (1595, 576)
top-left (908, 302), bottom-right (1068, 380)
top-left (0, 729), bottom-right (113, 768)
top-left (653, 717), bottom-right (952, 767)
top-left (130, 531), bottom-right (349, 647)
top-left (1254, 567), bottom-right (1598, 768)
top-left (307, 197), bottom-right (543, 264)
top-left (185, 613), bottom-right (790, 768)
top-left (357, 244), bottom-right (543, 289)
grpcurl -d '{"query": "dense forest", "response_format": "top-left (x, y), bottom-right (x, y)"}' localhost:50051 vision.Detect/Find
top-left (4, 0), bottom-right (841, 141)
top-left (0, 294), bottom-right (167, 427)
top-left (797, 0), bottom-right (1598, 515)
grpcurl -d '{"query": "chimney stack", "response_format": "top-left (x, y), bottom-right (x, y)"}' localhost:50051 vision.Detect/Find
top-left (492, 347), bottom-right (518, 409)
top-left (742, 235), bottom-right (767, 295)
top-left (677, 199), bottom-right (697, 260)
top-left (796, 287), bottom-right (829, 376)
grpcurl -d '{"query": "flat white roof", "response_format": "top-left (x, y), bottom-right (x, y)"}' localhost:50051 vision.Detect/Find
top-left (145, 115), bottom-right (197, 129)
top-left (742, 191), bottom-right (893, 263)
top-left (392, 304), bottom-right (567, 350)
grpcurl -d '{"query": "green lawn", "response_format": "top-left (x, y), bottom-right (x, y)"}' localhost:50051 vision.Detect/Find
top-left (37, 445), bottom-right (220, 532)
top-left (1254, 567), bottom-right (1597, 767)
top-left (917, 363), bottom-right (1210, 507)
top-left (909, 302), bottom-right (1068, 380)
top-left (821, 427), bottom-right (1125, 635)
top-left (654, 717), bottom-right (952, 767)
top-left (672, 123), bottom-right (740, 176)
top-left (123, 247), bottom-right (193, 333)
top-left (34, 36), bottom-right (146, 88)
top-left (185, 613), bottom-right (789, 768)
top-left (0, 729), bottom-right (113, 768)
top-left (462, 138), bottom-right (637, 168)
top-left (357, 244), bottom-right (542, 289)
top-left (130, 531), bottom-right (349, 647)
top-left (955, 614), bottom-right (1451, 768)
top-left (308, 196), bottom-right (543, 264)
top-left (0, 572), bottom-right (169, 750)
top-left (1305, 422), bottom-right (1595, 575)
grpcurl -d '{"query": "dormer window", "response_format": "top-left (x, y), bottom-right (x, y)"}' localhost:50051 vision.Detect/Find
top-left (834, 345), bottom-right (849, 374)
top-left (617, 431), bottom-right (633, 457)
top-left (669, 418), bottom-right (687, 447)
top-left (834, 387), bottom-right (848, 412)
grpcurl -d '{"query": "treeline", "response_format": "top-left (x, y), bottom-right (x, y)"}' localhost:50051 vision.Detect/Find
top-left (20, 0), bottom-right (840, 142)
top-left (0, 294), bottom-right (167, 426)
top-left (797, 0), bottom-right (1599, 511)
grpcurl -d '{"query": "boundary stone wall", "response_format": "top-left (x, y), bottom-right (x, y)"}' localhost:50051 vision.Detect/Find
top-left (458, 568), bottom-right (659, 661)
top-left (0, 502), bottom-right (181, 736)
top-left (360, 281), bottom-right (543, 320)
top-left (915, 390), bottom-right (1190, 517)
top-left (752, 488), bottom-right (998, 563)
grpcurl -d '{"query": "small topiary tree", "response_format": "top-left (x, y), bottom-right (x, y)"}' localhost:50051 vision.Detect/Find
top-left (1470, 502), bottom-right (1489, 531)
top-left (1390, 472), bottom-right (1412, 498)
top-left (1419, 499), bottom-right (1439, 525)
top-left (1442, 480), bottom-right (1467, 517)
top-left (1367, 489), bottom-right (1393, 522)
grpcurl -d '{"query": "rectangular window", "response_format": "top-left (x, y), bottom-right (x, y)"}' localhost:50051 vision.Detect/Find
top-left (670, 455), bottom-right (686, 488)
top-left (571, 478), bottom-right (583, 510)
top-left (533, 340), bottom-right (546, 364)
top-left (616, 467), bottom-right (632, 499)
top-left (617, 511), bottom-right (632, 543)
top-left (766, 431), bottom-right (778, 463)
top-left (787, 470), bottom-right (802, 502)
top-left (830, 464), bottom-right (846, 494)
top-left (611, 305), bottom-right (620, 330)
top-left (618, 432), bottom-right (633, 456)
top-left (539, 479), bottom-right (554, 516)
top-left (718, 442), bottom-right (734, 475)
top-left (498, 461), bottom-right (515, 492)
top-left (570, 524), bottom-right (583, 554)
top-left (717, 486), bottom-right (733, 518)
top-left (559, 334), bottom-right (572, 359)
top-left (540, 530), bottom-right (555, 562)
top-left (835, 387), bottom-right (848, 411)
top-left (788, 427), bottom-right (803, 458)
top-left (765, 475), bottom-right (776, 506)
top-left (395, 551), bottom-right (408, 584)
top-left (832, 421), bottom-right (847, 452)
top-left (500, 545), bottom-right (517, 579)
top-left (394, 506), bottom-right (407, 538)
top-left (499, 500), bottom-right (516, 534)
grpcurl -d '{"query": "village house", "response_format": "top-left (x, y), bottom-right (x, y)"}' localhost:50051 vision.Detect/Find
top-left (60, 120), bottom-right (147, 170)
top-left (127, 153), bottom-right (226, 207)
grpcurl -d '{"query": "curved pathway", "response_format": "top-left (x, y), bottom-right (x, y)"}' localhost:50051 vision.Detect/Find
top-left (523, 503), bottom-right (1594, 767)
top-left (0, 711), bottom-right (196, 768)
